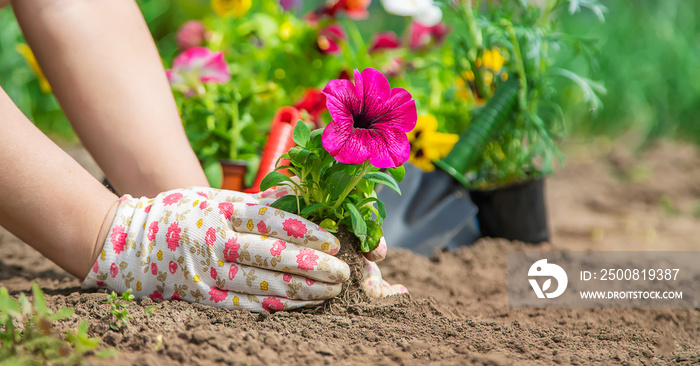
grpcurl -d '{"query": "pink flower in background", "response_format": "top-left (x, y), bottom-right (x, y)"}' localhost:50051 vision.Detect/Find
top-left (317, 24), bottom-right (347, 55)
top-left (283, 218), bottom-right (308, 238)
top-left (296, 248), bottom-right (319, 270)
top-left (147, 221), bottom-right (159, 241)
top-left (110, 225), bottom-right (127, 254)
top-left (166, 47), bottom-right (230, 97)
top-left (262, 297), bottom-right (284, 312)
top-left (209, 287), bottom-right (227, 303)
top-left (169, 261), bottom-right (178, 274)
top-left (270, 240), bottom-right (286, 256)
top-left (166, 222), bottom-right (181, 251)
top-left (368, 31), bottom-right (400, 53)
top-left (319, 0), bottom-right (371, 20)
top-left (163, 192), bottom-right (183, 205)
top-left (280, 0), bottom-right (299, 11)
top-left (294, 88), bottom-right (327, 125)
top-left (223, 238), bottom-right (240, 262)
top-left (409, 21), bottom-right (448, 50)
top-left (322, 68), bottom-right (417, 168)
top-left (176, 20), bottom-right (208, 51)
top-left (218, 202), bottom-right (234, 220)
top-left (205, 227), bottom-right (216, 246)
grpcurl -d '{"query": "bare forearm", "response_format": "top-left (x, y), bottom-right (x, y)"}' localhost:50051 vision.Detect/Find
top-left (11, 0), bottom-right (208, 197)
top-left (0, 87), bottom-right (118, 278)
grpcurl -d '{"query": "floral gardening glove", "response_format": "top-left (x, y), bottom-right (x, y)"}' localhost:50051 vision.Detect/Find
top-left (82, 187), bottom-right (350, 312)
top-left (258, 186), bottom-right (408, 298)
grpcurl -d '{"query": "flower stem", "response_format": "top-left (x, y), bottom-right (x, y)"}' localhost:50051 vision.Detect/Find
top-left (332, 161), bottom-right (371, 210)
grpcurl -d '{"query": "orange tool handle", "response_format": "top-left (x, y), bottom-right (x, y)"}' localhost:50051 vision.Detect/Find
top-left (245, 106), bottom-right (300, 193)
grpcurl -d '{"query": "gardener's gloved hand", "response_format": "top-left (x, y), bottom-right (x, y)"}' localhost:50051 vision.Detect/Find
top-left (82, 187), bottom-right (350, 312)
top-left (256, 186), bottom-right (408, 298)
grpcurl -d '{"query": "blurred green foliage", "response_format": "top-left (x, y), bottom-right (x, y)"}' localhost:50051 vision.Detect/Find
top-left (1, 0), bottom-right (698, 147)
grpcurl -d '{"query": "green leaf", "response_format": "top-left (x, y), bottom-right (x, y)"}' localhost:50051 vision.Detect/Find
top-left (260, 172), bottom-right (292, 192)
top-left (309, 128), bottom-right (324, 148)
top-left (345, 203), bottom-right (367, 241)
top-left (202, 158), bottom-right (223, 189)
top-left (0, 288), bottom-right (21, 319)
top-left (50, 307), bottom-right (74, 321)
top-left (366, 221), bottom-right (383, 252)
top-left (363, 172), bottom-right (401, 195)
top-left (328, 171), bottom-right (353, 199)
top-left (388, 165), bottom-right (406, 183)
top-left (270, 195), bottom-right (303, 214)
top-left (32, 283), bottom-right (47, 316)
top-left (287, 147), bottom-right (314, 166)
top-left (319, 218), bottom-right (338, 232)
top-left (300, 202), bottom-right (335, 216)
top-left (292, 120), bottom-right (310, 147)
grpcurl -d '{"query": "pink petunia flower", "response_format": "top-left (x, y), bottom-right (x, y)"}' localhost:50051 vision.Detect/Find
top-left (162, 192), bottom-right (183, 206)
top-left (166, 222), bottom-right (181, 251)
top-left (262, 297), bottom-right (285, 312)
top-left (280, 0), bottom-right (299, 11)
top-left (294, 88), bottom-right (328, 125)
top-left (176, 20), bottom-right (208, 51)
top-left (166, 47), bottom-right (230, 97)
top-left (209, 287), bottom-right (228, 303)
top-left (409, 21), bottom-right (448, 51)
top-left (110, 225), bottom-right (127, 254)
top-left (296, 248), bottom-right (319, 270)
top-left (169, 261), bottom-right (178, 274)
top-left (317, 24), bottom-right (347, 55)
top-left (282, 218), bottom-right (308, 238)
top-left (229, 264), bottom-right (239, 280)
top-left (205, 227), bottom-right (217, 246)
top-left (368, 31), bottom-right (401, 53)
top-left (322, 68), bottom-right (417, 168)
top-left (270, 240), bottom-right (286, 256)
top-left (223, 238), bottom-right (240, 262)
top-left (218, 202), bottom-right (234, 220)
top-left (147, 221), bottom-right (159, 241)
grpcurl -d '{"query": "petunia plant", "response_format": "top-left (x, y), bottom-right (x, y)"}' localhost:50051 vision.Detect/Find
top-left (260, 68), bottom-right (417, 253)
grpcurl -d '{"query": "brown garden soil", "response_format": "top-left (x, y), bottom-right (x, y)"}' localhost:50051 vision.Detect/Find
top-left (2, 140), bottom-right (700, 365)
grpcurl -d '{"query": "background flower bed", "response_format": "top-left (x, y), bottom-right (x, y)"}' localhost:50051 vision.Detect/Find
top-left (1, 141), bottom-right (700, 364)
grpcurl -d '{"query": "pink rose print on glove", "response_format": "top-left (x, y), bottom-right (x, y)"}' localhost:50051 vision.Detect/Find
top-left (149, 291), bottom-right (164, 301)
top-left (306, 278), bottom-right (316, 286)
top-left (147, 221), bottom-right (159, 241)
top-left (92, 261), bottom-right (99, 274)
top-left (169, 261), bottom-right (177, 274)
top-left (210, 267), bottom-right (217, 280)
top-left (209, 287), bottom-right (227, 303)
top-left (283, 273), bottom-right (292, 283)
top-left (270, 240), bottom-right (286, 256)
top-left (218, 202), bottom-right (234, 220)
top-left (205, 227), bottom-right (216, 246)
top-left (171, 292), bottom-right (181, 301)
top-left (262, 297), bottom-right (284, 312)
top-left (151, 262), bottom-right (158, 275)
top-left (166, 222), bottom-right (181, 251)
top-left (228, 264), bottom-right (239, 280)
top-left (257, 221), bottom-right (269, 235)
top-left (163, 192), bottom-right (183, 205)
top-left (110, 225), bottom-right (127, 254)
top-left (196, 191), bottom-right (209, 198)
top-left (296, 248), bottom-right (319, 270)
top-left (283, 218), bottom-right (308, 238)
top-left (144, 204), bottom-right (152, 213)
top-left (110, 263), bottom-right (119, 278)
top-left (223, 238), bottom-right (240, 262)
top-left (199, 201), bottom-right (208, 209)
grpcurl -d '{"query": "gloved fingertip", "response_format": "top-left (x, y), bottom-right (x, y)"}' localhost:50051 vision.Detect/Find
top-left (363, 239), bottom-right (387, 262)
top-left (391, 284), bottom-right (408, 294)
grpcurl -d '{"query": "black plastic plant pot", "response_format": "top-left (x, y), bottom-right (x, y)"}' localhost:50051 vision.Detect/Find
top-left (469, 178), bottom-right (549, 243)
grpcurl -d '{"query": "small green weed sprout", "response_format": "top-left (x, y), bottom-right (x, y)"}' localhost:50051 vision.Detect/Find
top-left (103, 289), bottom-right (134, 331)
top-left (0, 282), bottom-right (108, 365)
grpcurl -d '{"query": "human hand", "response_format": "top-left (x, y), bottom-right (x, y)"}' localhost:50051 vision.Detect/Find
top-left (82, 187), bottom-right (350, 312)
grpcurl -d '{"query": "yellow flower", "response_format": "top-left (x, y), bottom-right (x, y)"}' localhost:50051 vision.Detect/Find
top-left (279, 21), bottom-right (294, 41)
top-left (407, 115), bottom-right (459, 172)
top-left (16, 43), bottom-right (51, 94)
top-left (482, 48), bottom-right (506, 72)
top-left (212, 0), bottom-right (251, 18)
